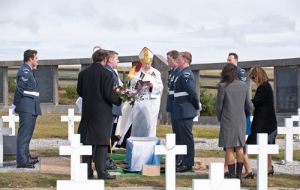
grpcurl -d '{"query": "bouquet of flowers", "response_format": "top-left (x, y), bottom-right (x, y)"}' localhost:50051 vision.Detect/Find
top-left (113, 82), bottom-right (137, 106)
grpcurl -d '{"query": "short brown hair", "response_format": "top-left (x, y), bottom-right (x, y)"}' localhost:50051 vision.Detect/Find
top-left (249, 65), bottom-right (269, 85)
top-left (228, 52), bottom-right (238, 60)
top-left (92, 49), bottom-right (108, 63)
top-left (107, 50), bottom-right (118, 59)
top-left (24, 49), bottom-right (37, 62)
top-left (180, 51), bottom-right (192, 65)
top-left (167, 50), bottom-right (179, 59)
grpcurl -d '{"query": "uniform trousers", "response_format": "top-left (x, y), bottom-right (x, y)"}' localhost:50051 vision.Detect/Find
top-left (16, 112), bottom-right (37, 166)
top-left (173, 118), bottom-right (194, 167)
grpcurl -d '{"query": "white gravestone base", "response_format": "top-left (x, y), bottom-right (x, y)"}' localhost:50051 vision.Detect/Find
top-left (193, 163), bottom-right (240, 190)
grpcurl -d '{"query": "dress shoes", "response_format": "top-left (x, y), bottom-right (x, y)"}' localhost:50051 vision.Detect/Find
top-left (28, 158), bottom-right (39, 165)
top-left (106, 159), bottom-right (117, 170)
top-left (98, 173), bottom-right (116, 180)
top-left (176, 165), bottom-right (193, 173)
top-left (29, 155), bottom-right (38, 160)
top-left (17, 163), bottom-right (35, 168)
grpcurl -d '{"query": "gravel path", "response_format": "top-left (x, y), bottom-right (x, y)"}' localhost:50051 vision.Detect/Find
top-left (30, 138), bottom-right (300, 150)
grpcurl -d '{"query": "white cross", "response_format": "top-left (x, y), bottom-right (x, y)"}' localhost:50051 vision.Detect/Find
top-left (193, 163), bottom-right (240, 190)
top-left (290, 108), bottom-right (300, 139)
top-left (0, 118), bottom-right (12, 167)
top-left (59, 134), bottom-right (92, 181)
top-left (155, 134), bottom-right (187, 190)
top-left (2, 108), bottom-right (19, 136)
top-left (61, 109), bottom-right (81, 141)
top-left (247, 133), bottom-right (279, 190)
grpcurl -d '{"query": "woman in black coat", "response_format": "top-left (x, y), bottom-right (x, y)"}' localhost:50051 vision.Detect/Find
top-left (246, 66), bottom-right (277, 176)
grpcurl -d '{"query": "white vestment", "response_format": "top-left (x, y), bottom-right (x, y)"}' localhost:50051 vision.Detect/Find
top-left (115, 67), bottom-right (163, 144)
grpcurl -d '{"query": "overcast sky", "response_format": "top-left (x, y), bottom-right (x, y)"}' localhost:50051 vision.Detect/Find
top-left (0, 0), bottom-right (299, 63)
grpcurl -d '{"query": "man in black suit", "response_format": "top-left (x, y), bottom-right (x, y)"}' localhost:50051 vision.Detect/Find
top-left (77, 49), bottom-right (121, 180)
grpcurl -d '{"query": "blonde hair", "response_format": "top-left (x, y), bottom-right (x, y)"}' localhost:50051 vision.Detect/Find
top-left (249, 65), bottom-right (269, 85)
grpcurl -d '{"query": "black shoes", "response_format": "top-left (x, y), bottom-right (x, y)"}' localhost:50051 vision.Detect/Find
top-left (106, 159), bottom-right (117, 170)
top-left (17, 163), bottom-right (35, 168)
top-left (98, 173), bottom-right (116, 180)
top-left (29, 157), bottom-right (39, 165)
top-left (176, 165), bottom-right (193, 173)
top-left (243, 172), bottom-right (254, 179)
top-left (268, 165), bottom-right (274, 176)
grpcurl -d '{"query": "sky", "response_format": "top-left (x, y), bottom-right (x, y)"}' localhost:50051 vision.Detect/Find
top-left (0, 0), bottom-right (299, 63)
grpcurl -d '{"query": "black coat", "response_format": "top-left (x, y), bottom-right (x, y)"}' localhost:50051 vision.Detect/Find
top-left (77, 63), bottom-right (121, 145)
top-left (246, 81), bottom-right (277, 144)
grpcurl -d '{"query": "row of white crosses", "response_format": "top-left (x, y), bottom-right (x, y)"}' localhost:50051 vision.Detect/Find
top-left (278, 108), bottom-right (300, 163)
top-left (155, 133), bottom-right (280, 190)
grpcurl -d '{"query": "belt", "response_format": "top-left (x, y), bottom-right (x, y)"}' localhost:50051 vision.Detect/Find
top-left (24, 91), bottom-right (40, 97)
top-left (174, 92), bottom-right (189, 97)
top-left (168, 91), bottom-right (174, 95)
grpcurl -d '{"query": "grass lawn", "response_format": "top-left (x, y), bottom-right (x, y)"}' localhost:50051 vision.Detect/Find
top-left (0, 112), bottom-right (219, 139)
top-left (0, 173), bottom-right (299, 188)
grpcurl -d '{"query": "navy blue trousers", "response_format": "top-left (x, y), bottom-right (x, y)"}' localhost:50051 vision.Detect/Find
top-left (16, 112), bottom-right (37, 166)
top-left (173, 118), bottom-right (194, 167)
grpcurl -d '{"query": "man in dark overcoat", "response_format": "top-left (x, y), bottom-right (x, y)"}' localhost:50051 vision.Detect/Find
top-left (77, 49), bottom-right (121, 180)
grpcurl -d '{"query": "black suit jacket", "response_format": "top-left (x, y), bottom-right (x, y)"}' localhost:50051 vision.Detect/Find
top-left (77, 63), bottom-right (121, 145)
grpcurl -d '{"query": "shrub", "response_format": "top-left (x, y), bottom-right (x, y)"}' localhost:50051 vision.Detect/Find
top-left (65, 86), bottom-right (78, 99)
top-left (200, 89), bottom-right (216, 116)
top-left (8, 78), bottom-right (16, 93)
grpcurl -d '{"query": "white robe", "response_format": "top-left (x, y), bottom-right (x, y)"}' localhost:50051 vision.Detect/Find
top-left (115, 67), bottom-right (163, 144)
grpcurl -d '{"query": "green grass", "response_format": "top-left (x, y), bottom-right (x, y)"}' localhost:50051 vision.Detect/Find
top-left (0, 173), bottom-right (298, 188)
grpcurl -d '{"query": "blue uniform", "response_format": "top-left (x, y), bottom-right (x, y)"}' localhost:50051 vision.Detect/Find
top-left (172, 66), bottom-right (199, 167)
top-left (236, 65), bottom-right (252, 134)
top-left (13, 63), bottom-right (41, 167)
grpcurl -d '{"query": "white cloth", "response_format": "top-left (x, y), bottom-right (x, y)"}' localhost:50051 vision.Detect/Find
top-left (126, 137), bottom-right (160, 171)
top-left (75, 97), bottom-right (82, 113)
top-left (115, 67), bottom-right (163, 144)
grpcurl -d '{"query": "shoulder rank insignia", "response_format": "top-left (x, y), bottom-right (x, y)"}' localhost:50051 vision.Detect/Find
top-left (23, 68), bottom-right (30, 74)
top-left (21, 76), bottom-right (28, 82)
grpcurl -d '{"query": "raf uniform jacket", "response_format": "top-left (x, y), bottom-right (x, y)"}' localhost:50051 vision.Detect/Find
top-left (77, 63), bottom-right (121, 145)
top-left (172, 67), bottom-right (200, 119)
top-left (105, 65), bottom-right (122, 116)
top-left (13, 63), bottom-right (41, 116)
top-left (166, 67), bottom-right (180, 112)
